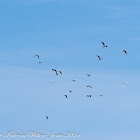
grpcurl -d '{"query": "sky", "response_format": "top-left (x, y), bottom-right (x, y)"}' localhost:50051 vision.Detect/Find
top-left (0, 0), bottom-right (140, 140)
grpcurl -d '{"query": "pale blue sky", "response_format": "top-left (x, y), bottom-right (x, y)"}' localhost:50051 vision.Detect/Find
top-left (0, 0), bottom-right (140, 140)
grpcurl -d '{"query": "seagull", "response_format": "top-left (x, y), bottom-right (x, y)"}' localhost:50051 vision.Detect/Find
top-left (121, 49), bottom-right (127, 55)
top-left (86, 73), bottom-right (92, 77)
top-left (68, 90), bottom-right (72, 93)
top-left (46, 116), bottom-right (48, 119)
top-left (52, 69), bottom-right (62, 75)
top-left (34, 54), bottom-right (40, 59)
top-left (64, 95), bottom-right (68, 98)
top-left (87, 85), bottom-right (92, 88)
top-left (98, 95), bottom-right (103, 96)
top-left (87, 95), bottom-right (92, 98)
top-left (39, 61), bottom-right (43, 63)
top-left (97, 55), bottom-right (103, 60)
top-left (122, 82), bottom-right (128, 87)
top-left (101, 41), bottom-right (108, 48)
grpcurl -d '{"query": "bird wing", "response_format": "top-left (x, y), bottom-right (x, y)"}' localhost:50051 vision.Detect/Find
top-left (125, 51), bottom-right (127, 55)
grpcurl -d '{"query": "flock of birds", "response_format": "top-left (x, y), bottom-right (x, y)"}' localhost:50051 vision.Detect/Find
top-left (96, 41), bottom-right (127, 61)
top-left (34, 41), bottom-right (128, 120)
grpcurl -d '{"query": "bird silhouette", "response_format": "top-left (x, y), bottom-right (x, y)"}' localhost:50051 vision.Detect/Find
top-left (87, 95), bottom-right (92, 98)
top-left (39, 61), bottom-right (43, 63)
top-left (97, 55), bottom-right (103, 60)
top-left (68, 90), bottom-right (72, 93)
top-left (101, 41), bottom-right (108, 48)
top-left (121, 50), bottom-right (127, 55)
top-left (64, 95), bottom-right (68, 98)
top-left (122, 82), bottom-right (128, 87)
top-left (34, 54), bottom-right (40, 59)
top-left (86, 73), bottom-right (92, 77)
top-left (52, 69), bottom-right (62, 75)
top-left (87, 85), bottom-right (92, 88)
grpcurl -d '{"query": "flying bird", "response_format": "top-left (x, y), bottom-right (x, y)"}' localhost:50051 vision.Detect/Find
top-left (39, 61), bottom-right (43, 63)
top-left (72, 80), bottom-right (76, 82)
top-left (101, 41), bottom-right (108, 48)
top-left (52, 69), bottom-right (62, 75)
top-left (97, 55), bottom-right (103, 60)
top-left (87, 85), bottom-right (92, 88)
top-left (86, 73), bottom-right (92, 77)
top-left (46, 116), bottom-right (48, 119)
top-left (122, 82), bottom-right (128, 87)
top-left (68, 90), bottom-right (72, 93)
top-left (34, 54), bottom-right (40, 59)
top-left (98, 95), bottom-right (103, 96)
top-left (64, 95), bottom-right (68, 98)
top-left (121, 50), bottom-right (127, 55)
top-left (87, 95), bottom-right (92, 98)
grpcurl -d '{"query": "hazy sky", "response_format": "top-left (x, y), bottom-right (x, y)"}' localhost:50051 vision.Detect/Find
top-left (0, 0), bottom-right (140, 140)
